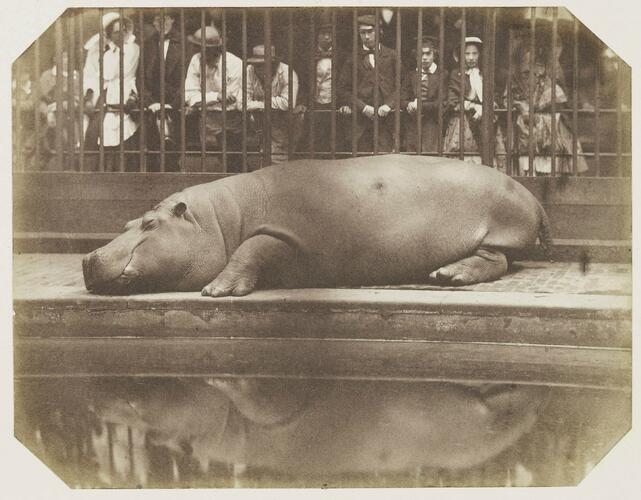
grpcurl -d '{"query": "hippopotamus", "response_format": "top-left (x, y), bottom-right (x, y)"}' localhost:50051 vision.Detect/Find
top-left (92, 378), bottom-right (547, 482)
top-left (83, 154), bottom-right (551, 295)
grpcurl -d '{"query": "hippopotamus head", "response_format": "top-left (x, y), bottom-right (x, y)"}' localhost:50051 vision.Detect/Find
top-left (83, 197), bottom-right (223, 294)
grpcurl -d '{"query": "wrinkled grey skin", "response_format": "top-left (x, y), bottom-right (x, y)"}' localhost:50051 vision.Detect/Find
top-left (97, 378), bottom-right (547, 475)
top-left (83, 154), bottom-right (550, 295)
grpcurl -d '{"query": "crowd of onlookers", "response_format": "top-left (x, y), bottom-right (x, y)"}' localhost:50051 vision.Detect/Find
top-left (12, 9), bottom-right (629, 174)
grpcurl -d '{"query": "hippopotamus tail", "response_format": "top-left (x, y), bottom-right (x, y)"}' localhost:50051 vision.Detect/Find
top-left (537, 203), bottom-right (554, 261)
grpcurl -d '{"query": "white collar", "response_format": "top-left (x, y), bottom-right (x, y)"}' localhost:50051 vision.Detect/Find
top-left (465, 66), bottom-right (480, 75)
top-left (421, 62), bottom-right (437, 75)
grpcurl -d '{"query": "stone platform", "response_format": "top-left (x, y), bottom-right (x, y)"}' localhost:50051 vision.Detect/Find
top-left (13, 254), bottom-right (632, 390)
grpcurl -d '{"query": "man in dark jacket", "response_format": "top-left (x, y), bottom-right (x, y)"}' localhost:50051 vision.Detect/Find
top-left (400, 36), bottom-right (445, 154)
top-left (337, 14), bottom-right (399, 153)
top-left (142, 9), bottom-right (184, 171)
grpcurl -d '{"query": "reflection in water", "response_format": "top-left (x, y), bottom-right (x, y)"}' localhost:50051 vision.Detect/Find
top-left (14, 377), bottom-right (630, 488)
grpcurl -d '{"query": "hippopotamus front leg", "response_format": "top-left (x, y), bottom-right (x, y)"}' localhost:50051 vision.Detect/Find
top-left (429, 247), bottom-right (508, 286)
top-left (202, 234), bottom-right (297, 297)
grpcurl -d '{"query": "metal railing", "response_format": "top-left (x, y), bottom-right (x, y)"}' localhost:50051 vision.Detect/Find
top-left (11, 7), bottom-right (631, 176)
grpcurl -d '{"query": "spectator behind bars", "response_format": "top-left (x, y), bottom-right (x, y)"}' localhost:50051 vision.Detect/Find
top-left (443, 36), bottom-right (505, 169)
top-left (245, 44), bottom-right (302, 165)
top-left (83, 12), bottom-right (141, 171)
top-left (142, 9), bottom-right (184, 171)
top-left (505, 50), bottom-right (588, 175)
top-left (400, 36), bottom-right (444, 154)
top-left (39, 51), bottom-right (83, 170)
top-left (337, 14), bottom-right (399, 154)
top-left (184, 26), bottom-right (243, 168)
top-left (300, 22), bottom-right (336, 156)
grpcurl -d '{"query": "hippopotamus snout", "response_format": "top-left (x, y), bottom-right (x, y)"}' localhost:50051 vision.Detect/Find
top-left (83, 232), bottom-right (142, 294)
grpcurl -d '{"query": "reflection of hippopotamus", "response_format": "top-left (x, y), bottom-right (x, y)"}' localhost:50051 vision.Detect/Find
top-left (83, 154), bottom-right (551, 295)
top-left (95, 379), bottom-right (547, 481)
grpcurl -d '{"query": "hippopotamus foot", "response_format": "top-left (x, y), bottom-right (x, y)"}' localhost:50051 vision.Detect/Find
top-left (202, 234), bottom-right (295, 297)
top-left (428, 247), bottom-right (508, 286)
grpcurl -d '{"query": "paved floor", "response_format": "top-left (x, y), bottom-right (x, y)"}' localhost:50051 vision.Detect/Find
top-left (13, 253), bottom-right (631, 297)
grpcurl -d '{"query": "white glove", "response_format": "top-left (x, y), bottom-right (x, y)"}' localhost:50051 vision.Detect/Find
top-left (362, 105), bottom-right (375, 119)
top-left (338, 105), bottom-right (352, 115)
top-left (472, 103), bottom-right (483, 120)
top-left (377, 104), bottom-right (392, 117)
top-left (406, 99), bottom-right (418, 115)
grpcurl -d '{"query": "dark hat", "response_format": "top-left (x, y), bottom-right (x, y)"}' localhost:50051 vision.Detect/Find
top-left (187, 26), bottom-right (223, 47)
top-left (416, 35), bottom-right (438, 51)
top-left (247, 44), bottom-right (278, 64)
top-left (357, 14), bottom-right (378, 28)
top-left (152, 8), bottom-right (180, 19)
top-left (317, 22), bottom-right (334, 31)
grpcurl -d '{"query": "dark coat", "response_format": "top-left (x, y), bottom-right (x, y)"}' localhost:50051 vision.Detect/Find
top-left (400, 66), bottom-right (445, 153)
top-left (142, 28), bottom-right (185, 110)
top-left (337, 45), bottom-right (399, 112)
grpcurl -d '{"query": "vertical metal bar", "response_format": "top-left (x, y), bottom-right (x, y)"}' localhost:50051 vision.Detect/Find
top-left (54, 17), bottom-right (64, 170)
top-left (67, 13), bottom-right (77, 170)
top-left (416, 8), bottom-right (423, 155)
top-left (127, 426), bottom-right (135, 481)
top-left (179, 8), bottom-right (186, 171)
top-left (78, 12), bottom-right (85, 172)
top-left (458, 8), bottom-right (466, 161)
top-left (594, 41), bottom-right (601, 176)
top-left (330, 10), bottom-right (337, 158)
top-left (394, 8), bottom-right (401, 153)
top-left (550, 7), bottom-right (558, 176)
top-left (351, 8), bottom-right (358, 157)
top-left (13, 58), bottom-right (22, 171)
top-left (106, 423), bottom-right (115, 479)
top-left (34, 38), bottom-right (41, 170)
top-left (506, 27), bottom-right (514, 175)
top-left (221, 8), bottom-right (227, 172)
top-left (242, 8), bottom-right (248, 171)
top-left (308, 13), bottom-right (316, 158)
top-left (616, 57), bottom-right (624, 176)
top-left (481, 8), bottom-right (495, 166)
top-left (528, 7), bottom-right (536, 175)
top-left (118, 7), bottom-right (125, 172)
top-left (437, 7), bottom-right (445, 156)
top-left (373, 8), bottom-right (380, 155)
top-left (159, 8), bottom-right (167, 172)
top-left (98, 7), bottom-right (105, 172)
top-left (263, 8), bottom-right (272, 167)
top-left (200, 9), bottom-right (206, 171)
top-left (287, 9), bottom-right (294, 160)
top-left (572, 16), bottom-right (578, 175)
top-left (138, 10), bottom-right (147, 172)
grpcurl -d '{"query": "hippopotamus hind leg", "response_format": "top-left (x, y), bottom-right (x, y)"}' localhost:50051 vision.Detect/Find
top-left (202, 234), bottom-right (296, 297)
top-left (428, 247), bottom-right (508, 286)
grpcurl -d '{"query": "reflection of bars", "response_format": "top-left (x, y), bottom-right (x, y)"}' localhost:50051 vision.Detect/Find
top-left (13, 7), bottom-right (631, 175)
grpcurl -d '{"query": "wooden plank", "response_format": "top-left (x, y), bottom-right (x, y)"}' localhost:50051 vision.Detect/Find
top-left (12, 174), bottom-right (632, 206)
top-left (13, 200), bottom-right (632, 241)
top-left (13, 337), bottom-right (631, 389)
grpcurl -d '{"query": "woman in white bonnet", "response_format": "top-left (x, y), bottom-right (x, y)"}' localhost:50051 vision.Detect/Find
top-left (83, 12), bottom-right (140, 171)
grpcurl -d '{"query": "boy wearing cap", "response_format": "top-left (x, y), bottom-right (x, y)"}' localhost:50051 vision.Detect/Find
top-left (245, 44), bottom-right (301, 165)
top-left (400, 35), bottom-right (444, 154)
top-left (336, 14), bottom-right (399, 153)
top-left (304, 22), bottom-right (336, 155)
top-left (184, 26), bottom-right (243, 161)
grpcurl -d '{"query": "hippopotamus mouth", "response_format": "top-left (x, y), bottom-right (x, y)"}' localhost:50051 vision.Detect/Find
top-left (82, 251), bottom-right (149, 295)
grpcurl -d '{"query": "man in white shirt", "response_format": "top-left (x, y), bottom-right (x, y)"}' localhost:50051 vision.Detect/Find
top-left (245, 44), bottom-right (301, 165)
top-left (184, 25), bottom-right (243, 166)
top-left (304, 23), bottom-right (335, 155)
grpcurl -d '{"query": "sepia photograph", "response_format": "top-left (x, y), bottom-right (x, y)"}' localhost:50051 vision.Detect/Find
top-left (4, 0), bottom-right (638, 497)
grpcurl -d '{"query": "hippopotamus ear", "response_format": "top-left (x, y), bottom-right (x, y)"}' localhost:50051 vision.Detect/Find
top-left (124, 217), bottom-right (142, 231)
top-left (172, 202), bottom-right (187, 217)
